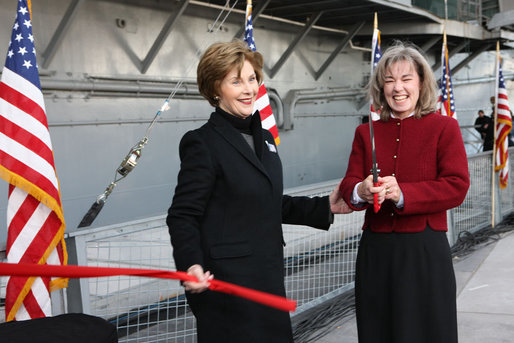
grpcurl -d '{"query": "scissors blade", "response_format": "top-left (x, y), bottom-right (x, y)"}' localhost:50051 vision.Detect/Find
top-left (368, 113), bottom-right (379, 183)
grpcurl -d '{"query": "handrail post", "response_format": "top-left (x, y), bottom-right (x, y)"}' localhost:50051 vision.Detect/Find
top-left (65, 235), bottom-right (91, 314)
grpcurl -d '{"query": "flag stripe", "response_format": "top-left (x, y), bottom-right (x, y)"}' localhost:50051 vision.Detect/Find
top-left (0, 114), bottom-right (54, 165)
top-left (8, 203), bottom-right (51, 263)
top-left (47, 247), bottom-right (60, 265)
top-left (6, 185), bottom-right (30, 229)
top-left (1, 67), bottom-right (46, 114)
top-left (21, 211), bottom-right (62, 264)
top-left (257, 83), bottom-right (268, 98)
top-left (262, 115), bottom-right (277, 131)
top-left (0, 132), bottom-right (59, 191)
top-left (23, 287), bottom-right (48, 319)
top-left (6, 190), bottom-right (39, 254)
top-left (0, 150), bottom-right (60, 203)
top-left (20, 288), bottom-right (48, 319)
top-left (255, 92), bottom-right (270, 113)
top-left (15, 302), bottom-right (31, 321)
top-left (259, 106), bottom-right (273, 120)
top-left (0, 82), bottom-right (49, 129)
top-left (30, 278), bottom-right (52, 316)
top-left (6, 275), bottom-right (37, 321)
top-left (0, 97), bottom-right (52, 153)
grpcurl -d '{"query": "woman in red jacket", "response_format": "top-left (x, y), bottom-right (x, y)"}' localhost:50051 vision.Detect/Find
top-left (338, 42), bottom-right (469, 342)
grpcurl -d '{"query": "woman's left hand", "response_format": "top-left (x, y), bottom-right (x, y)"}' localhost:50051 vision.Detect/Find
top-left (184, 264), bottom-right (214, 293)
top-left (378, 176), bottom-right (402, 204)
top-left (329, 184), bottom-right (353, 214)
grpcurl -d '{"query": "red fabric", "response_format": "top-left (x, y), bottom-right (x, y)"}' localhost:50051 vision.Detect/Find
top-left (0, 262), bottom-right (297, 313)
top-left (340, 113), bottom-right (469, 233)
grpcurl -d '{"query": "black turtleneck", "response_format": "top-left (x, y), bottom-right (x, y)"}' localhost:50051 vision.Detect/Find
top-left (216, 107), bottom-right (252, 134)
top-left (215, 107), bottom-right (263, 159)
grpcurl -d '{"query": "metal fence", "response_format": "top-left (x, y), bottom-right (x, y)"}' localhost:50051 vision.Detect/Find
top-left (64, 181), bottom-right (365, 342)
top-left (449, 148), bottom-right (514, 245)
top-left (1, 149), bottom-right (513, 342)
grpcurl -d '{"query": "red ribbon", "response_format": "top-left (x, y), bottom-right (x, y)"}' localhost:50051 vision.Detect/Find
top-left (0, 263), bottom-right (297, 312)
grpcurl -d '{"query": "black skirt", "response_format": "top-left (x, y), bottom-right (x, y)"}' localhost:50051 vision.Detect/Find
top-left (355, 227), bottom-right (458, 343)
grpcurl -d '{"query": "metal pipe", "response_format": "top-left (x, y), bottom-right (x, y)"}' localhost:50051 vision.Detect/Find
top-left (283, 87), bottom-right (366, 129)
top-left (453, 73), bottom-right (514, 86)
top-left (294, 89), bottom-right (365, 101)
top-left (40, 78), bottom-right (199, 96)
top-left (48, 116), bottom-right (209, 128)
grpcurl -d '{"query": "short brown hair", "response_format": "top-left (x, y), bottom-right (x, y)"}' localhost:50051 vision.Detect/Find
top-left (197, 40), bottom-right (264, 107)
top-left (369, 41), bottom-right (438, 120)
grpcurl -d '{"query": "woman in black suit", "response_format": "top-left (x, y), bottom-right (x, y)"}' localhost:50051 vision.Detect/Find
top-left (167, 40), bottom-right (350, 343)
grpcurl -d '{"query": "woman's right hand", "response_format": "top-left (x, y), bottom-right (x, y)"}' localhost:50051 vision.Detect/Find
top-left (357, 175), bottom-right (386, 205)
top-left (183, 264), bottom-right (213, 293)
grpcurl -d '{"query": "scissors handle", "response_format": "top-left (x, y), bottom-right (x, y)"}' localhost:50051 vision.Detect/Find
top-left (373, 182), bottom-right (381, 213)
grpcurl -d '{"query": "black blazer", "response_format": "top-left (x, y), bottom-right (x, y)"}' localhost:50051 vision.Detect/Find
top-left (167, 110), bottom-right (331, 343)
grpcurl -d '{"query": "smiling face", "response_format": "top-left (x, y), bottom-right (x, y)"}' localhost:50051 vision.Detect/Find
top-left (217, 60), bottom-right (259, 119)
top-left (383, 60), bottom-right (421, 119)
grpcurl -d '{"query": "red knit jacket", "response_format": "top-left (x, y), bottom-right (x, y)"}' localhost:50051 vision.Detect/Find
top-left (339, 113), bottom-right (470, 233)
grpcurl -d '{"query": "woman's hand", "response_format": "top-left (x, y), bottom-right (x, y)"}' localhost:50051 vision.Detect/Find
top-left (378, 176), bottom-right (402, 204)
top-left (183, 264), bottom-right (213, 293)
top-left (357, 175), bottom-right (387, 205)
top-left (329, 184), bottom-right (353, 214)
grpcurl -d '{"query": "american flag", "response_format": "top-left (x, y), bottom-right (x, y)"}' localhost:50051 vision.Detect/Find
top-left (244, 2), bottom-right (280, 145)
top-left (0, 0), bottom-right (67, 321)
top-left (494, 57), bottom-right (512, 189)
top-left (437, 37), bottom-right (457, 119)
top-left (370, 20), bottom-right (381, 121)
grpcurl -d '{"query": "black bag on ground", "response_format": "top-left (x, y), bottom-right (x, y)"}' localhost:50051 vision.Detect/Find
top-left (0, 313), bottom-right (117, 343)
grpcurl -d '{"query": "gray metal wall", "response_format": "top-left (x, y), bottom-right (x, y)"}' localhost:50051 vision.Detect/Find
top-left (0, 0), bottom-right (363, 237)
top-left (0, 0), bottom-right (512, 242)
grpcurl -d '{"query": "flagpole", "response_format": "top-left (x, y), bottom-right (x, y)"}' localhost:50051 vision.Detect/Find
top-left (247, 0), bottom-right (252, 17)
top-left (491, 41), bottom-right (500, 228)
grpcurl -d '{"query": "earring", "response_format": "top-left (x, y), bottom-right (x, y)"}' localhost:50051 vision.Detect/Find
top-left (214, 96), bottom-right (219, 101)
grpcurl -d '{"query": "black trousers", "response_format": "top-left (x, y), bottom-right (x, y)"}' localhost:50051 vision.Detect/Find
top-left (355, 227), bottom-right (458, 343)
